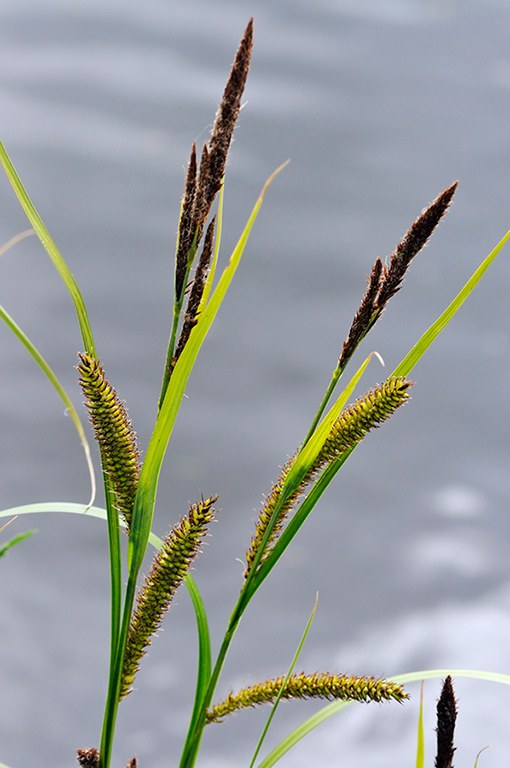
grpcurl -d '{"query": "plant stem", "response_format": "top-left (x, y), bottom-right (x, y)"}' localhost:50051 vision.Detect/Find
top-left (98, 571), bottom-right (139, 768)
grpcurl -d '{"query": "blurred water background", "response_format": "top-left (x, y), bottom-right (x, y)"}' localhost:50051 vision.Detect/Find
top-left (1, 1), bottom-right (510, 766)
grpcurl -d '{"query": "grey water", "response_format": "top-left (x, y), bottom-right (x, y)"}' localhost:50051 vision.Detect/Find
top-left (1, 1), bottom-right (510, 766)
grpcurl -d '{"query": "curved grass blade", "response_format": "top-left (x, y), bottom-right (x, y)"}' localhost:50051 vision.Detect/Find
top-left (0, 140), bottom-right (96, 355)
top-left (0, 503), bottom-right (160, 549)
top-left (249, 594), bottom-right (319, 768)
top-left (0, 526), bottom-right (36, 559)
top-left (256, 669), bottom-right (510, 768)
top-left (180, 574), bottom-right (212, 765)
top-left (474, 745), bottom-right (493, 767)
top-left (0, 304), bottom-right (96, 507)
top-left (0, 228), bottom-right (35, 257)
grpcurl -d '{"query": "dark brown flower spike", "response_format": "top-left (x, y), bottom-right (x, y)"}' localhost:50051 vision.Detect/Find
top-left (189, 142), bottom-right (211, 250)
top-left (77, 748), bottom-right (99, 767)
top-left (207, 672), bottom-right (408, 722)
top-left (182, 17), bottom-right (252, 264)
top-left (339, 257), bottom-right (383, 368)
top-left (175, 142), bottom-right (197, 302)
top-left (435, 675), bottom-right (457, 768)
top-left (205, 17), bottom-right (253, 207)
top-left (173, 216), bottom-right (216, 368)
top-left (177, 17), bottom-right (253, 283)
top-left (162, 21), bottom-right (254, 406)
top-left (339, 182), bottom-right (458, 372)
top-left (376, 181), bottom-right (458, 310)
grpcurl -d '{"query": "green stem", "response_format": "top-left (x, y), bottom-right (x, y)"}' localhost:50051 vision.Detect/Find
top-left (98, 563), bottom-right (139, 768)
top-left (158, 300), bottom-right (183, 411)
top-left (302, 360), bottom-right (345, 445)
top-left (178, 608), bottom-right (242, 768)
top-left (159, 238), bottom-right (198, 410)
top-left (302, 316), bottom-right (379, 446)
top-left (102, 477), bottom-right (122, 713)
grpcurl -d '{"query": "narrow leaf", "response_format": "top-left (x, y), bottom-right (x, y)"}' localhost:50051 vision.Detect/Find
top-left (393, 228), bottom-right (510, 378)
top-left (0, 529), bottom-right (36, 558)
top-left (249, 594), bottom-right (319, 768)
top-left (0, 305), bottom-right (96, 506)
top-left (0, 141), bottom-right (96, 354)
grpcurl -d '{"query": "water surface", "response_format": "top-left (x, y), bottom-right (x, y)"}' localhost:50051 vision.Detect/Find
top-left (1, 1), bottom-right (510, 766)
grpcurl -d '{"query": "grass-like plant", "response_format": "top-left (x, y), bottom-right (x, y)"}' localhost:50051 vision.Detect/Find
top-left (1, 18), bottom-right (510, 768)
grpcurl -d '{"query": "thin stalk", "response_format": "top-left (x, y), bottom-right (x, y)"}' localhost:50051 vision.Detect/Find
top-left (249, 594), bottom-right (319, 768)
top-left (302, 315), bottom-right (381, 447)
top-left (301, 359), bottom-right (347, 445)
top-left (98, 562), bottom-right (140, 768)
top-left (158, 300), bottom-right (184, 410)
top-left (102, 477), bottom-right (123, 713)
top-left (179, 615), bottom-right (240, 768)
top-left (251, 452), bottom-right (352, 596)
top-left (159, 236), bottom-right (199, 410)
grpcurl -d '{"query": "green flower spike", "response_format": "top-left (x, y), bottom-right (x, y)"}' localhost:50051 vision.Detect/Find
top-left (206, 671), bottom-right (408, 723)
top-left (120, 495), bottom-right (217, 700)
top-left (77, 353), bottom-right (140, 530)
top-left (245, 376), bottom-right (412, 576)
top-left (317, 376), bottom-right (413, 464)
top-left (244, 455), bottom-right (302, 577)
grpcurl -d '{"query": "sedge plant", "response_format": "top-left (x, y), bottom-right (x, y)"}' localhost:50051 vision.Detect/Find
top-left (1, 18), bottom-right (510, 768)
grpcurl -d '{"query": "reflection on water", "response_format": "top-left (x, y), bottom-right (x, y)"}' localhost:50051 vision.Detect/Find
top-left (1, 1), bottom-right (510, 766)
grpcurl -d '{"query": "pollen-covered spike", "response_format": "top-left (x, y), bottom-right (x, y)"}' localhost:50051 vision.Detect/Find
top-left (245, 377), bottom-right (412, 579)
top-left (175, 142), bottom-right (198, 301)
top-left (206, 671), bottom-right (408, 723)
top-left (77, 353), bottom-right (140, 530)
top-left (317, 376), bottom-right (413, 465)
top-left (120, 496), bottom-right (217, 700)
top-left (244, 454), bottom-right (304, 578)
